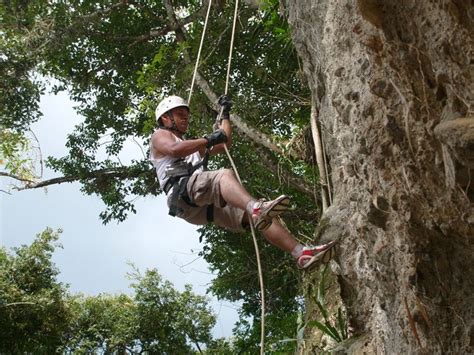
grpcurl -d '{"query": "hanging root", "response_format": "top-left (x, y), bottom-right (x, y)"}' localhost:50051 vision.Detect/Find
top-left (404, 297), bottom-right (424, 350)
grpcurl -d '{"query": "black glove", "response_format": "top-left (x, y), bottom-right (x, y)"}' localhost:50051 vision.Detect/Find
top-left (218, 95), bottom-right (232, 119)
top-left (203, 129), bottom-right (227, 148)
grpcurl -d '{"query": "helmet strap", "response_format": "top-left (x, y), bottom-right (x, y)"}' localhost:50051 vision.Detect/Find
top-left (163, 110), bottom-right (186, 135)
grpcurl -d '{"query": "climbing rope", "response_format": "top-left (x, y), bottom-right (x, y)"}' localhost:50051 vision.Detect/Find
top-left (187, 1), bottom-right (266, 353)
top-left (187, 0), bottom-right (212, 104)
top-left (224, 0), bottom-right (239, 96)
top-left (220, 2), bottom-right (266, 354)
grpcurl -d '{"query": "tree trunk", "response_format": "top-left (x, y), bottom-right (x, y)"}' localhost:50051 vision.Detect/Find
top-left (288, 1), bottom-right (474, 353)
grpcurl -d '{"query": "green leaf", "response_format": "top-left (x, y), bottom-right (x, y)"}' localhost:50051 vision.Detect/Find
top-left (315, 300), bottom-right (329, 322)
top-left (324, 323), bottom-right (342, 342)
top-left (306, 320), bottom-right (340, 342)
top-left (337, 307), bottom-right (348, 340)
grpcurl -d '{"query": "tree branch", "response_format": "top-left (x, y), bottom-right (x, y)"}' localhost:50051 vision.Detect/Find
top-left (0, 172), bottom-right (36, 184)
top-left (5, 166), bottom-right (153, 191)
top-left (129, 0), bottom-right (211, 48)
top-left (3, 302), bottom-right (37, 307)
top-left (29, 1), bottom-right (132, 54)
top-left (76, 0), bottom-right (129, 23)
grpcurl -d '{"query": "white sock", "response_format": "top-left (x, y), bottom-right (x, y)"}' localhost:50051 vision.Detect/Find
top-left (291, 244), bottom-right (304, 259)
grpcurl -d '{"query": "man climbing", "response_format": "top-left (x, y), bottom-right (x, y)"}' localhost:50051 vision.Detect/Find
top-left (150, 95), bottom-right (337, 269)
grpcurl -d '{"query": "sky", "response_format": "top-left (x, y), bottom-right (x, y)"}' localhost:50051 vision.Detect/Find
top-left (0, 89), bottom-right (239, 338)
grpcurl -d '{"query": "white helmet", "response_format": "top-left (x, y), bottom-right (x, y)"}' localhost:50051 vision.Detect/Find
top-left (155, 95), bottom-right (189, 123)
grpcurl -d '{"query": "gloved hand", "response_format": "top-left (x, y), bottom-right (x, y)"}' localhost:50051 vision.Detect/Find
top-left (203, 129), bottom-right (227, 148)
top-left (218, 95), bottom-right (232, 119)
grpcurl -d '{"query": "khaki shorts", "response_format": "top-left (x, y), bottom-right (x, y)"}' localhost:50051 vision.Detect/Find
top-left (166, 169), bottom-right (245, 232)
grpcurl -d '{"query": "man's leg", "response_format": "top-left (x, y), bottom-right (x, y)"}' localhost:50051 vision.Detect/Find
top-left (218, 169), bottom-right (289, 229)
top-left (214, 169), bottom-right (337, 268)
top-left (261, 218), bottom-right (338, 269)
top-left (218, 169), bottom-right (254, 209)
top-left (260, 218), bottom-right (298, 252)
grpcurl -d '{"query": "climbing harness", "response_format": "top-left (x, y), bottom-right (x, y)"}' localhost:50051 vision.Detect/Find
top-left (163, 155), bottom-right (209, 217)
top-left (162, 128), bottom-right (226, 217)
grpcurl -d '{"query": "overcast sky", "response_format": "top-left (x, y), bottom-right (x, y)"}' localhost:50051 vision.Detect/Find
top-left (0, 89), bottom-right (239, 338)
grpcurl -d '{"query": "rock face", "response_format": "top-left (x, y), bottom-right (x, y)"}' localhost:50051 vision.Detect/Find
top-left (435, 117), bottom-right (474, 169)
top-left (287, 1), bottom-right (474, 353)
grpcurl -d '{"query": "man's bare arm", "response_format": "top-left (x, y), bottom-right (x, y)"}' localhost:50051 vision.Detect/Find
top-left (209, 118), bottom-right (232, 156)
top-left (153, 130), bottom-right (207, 158)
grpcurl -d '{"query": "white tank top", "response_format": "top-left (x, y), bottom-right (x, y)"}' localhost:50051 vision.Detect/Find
top-left (149, 131), bottom-right (202, 190)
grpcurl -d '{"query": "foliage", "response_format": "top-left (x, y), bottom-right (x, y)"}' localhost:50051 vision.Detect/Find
top-left (0, 232), bottom-right (217, 353)
top-left (231, 310), bottom-right (300, 354)
top-left (203, 337), bottom-right (235, 354)
top-left (0, 228), bottom-right (70, 353)
top-left (65, 270), bottom-right (217, 353)
top-left (306, 266), bottom-right (348, 344)
top-left (64, 293), bottom-right (138, 353)
top-left (130, 267), bottom-right (216, 353)
top-left (0, 129), bottom-right (38, 183)
top-left (0, 27), bottom-right (44, 131)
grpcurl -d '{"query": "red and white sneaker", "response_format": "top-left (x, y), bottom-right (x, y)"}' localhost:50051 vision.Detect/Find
top-left (297, 240), bottom-right (338, 269)
top-left (252, 195), bottom-right (290, 231)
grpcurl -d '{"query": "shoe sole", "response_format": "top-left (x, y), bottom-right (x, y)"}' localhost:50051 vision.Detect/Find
top-left (299, 240), bottom-right (338, 270)
top-left (255, 195), bottom-right (291, 230)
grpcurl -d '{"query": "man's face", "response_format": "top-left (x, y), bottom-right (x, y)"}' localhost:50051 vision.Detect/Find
top-left (163, 106), bottom-right (190, 132)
